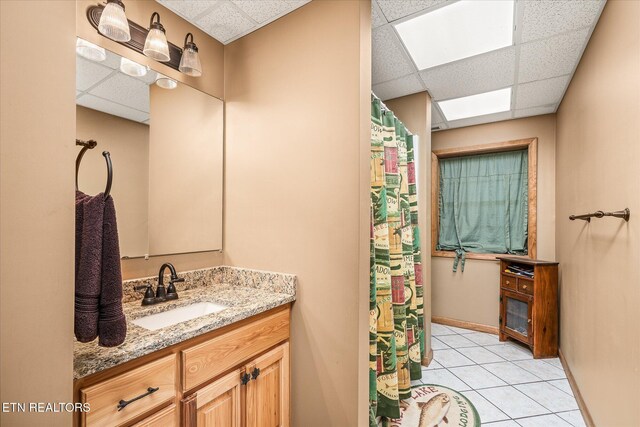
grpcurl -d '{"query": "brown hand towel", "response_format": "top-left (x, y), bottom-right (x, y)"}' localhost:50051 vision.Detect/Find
top-left (75, 191), bottom-right (103, 343)
top-left (98, 195), bottom-right (126, 347)
top-left (75, 191), bottom-right (126, 347)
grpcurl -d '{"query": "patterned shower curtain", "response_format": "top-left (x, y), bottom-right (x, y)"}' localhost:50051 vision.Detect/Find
top-left (370, 96), bottom-right (424, 423)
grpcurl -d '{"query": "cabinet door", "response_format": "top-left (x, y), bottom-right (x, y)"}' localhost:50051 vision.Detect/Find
top-left (245, 342), bottom-right (290, 427)
top-left (132, 404), bottom-right (177, 427)
top-left (183, 368), bottom-right (244, 427)
top-left (501, 290), bottom-right (533, 345)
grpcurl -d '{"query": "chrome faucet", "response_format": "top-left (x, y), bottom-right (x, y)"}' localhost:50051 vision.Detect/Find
top-left (134, 262), bottom-right (184, 306)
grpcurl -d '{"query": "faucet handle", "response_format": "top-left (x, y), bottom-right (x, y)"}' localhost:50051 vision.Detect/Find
top-left (170, 276), bottom-right (185, 283)
top-left (135, 283), bottom-right (156, 306)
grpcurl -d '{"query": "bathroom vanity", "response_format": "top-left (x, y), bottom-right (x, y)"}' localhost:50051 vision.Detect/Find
top-left (73, 267), bottom-right (296, 426)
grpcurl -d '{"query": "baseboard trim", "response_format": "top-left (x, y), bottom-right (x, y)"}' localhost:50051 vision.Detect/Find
top-left (558, 348), bottom-right (595, 427)
top-left (421, 348), bottom-right (434, 367)
top-left (432, 316), bottom-right (499, 335)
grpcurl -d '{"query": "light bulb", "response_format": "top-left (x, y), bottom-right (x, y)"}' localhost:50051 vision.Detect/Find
top-left (156, 75), bottom-right (177, 89)
top-left (98, 0), bottom-right (131, 43)
top-left (179, 33), bottom-right (202, 77)
top-left (76, 38), bottom-right (106, 62)
top-left (143, 13), bottom-right (170, 62)
top-left (120, 57), bottom-right (148, 77)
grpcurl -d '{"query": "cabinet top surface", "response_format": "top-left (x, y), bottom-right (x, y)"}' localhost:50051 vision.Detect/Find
top-left (74, 269), bottom-right (296, 380)
top-left (496, 256), bottom-right (559, 266)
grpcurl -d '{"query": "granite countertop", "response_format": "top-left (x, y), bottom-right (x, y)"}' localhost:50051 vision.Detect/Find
top-left (74, 266), bottom-right (296, 379)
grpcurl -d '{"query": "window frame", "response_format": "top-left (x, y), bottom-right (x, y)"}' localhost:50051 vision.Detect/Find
top-left (431, 137), bottom-right (538, 261)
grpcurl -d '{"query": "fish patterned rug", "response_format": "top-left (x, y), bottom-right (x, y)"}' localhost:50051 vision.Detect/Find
top-left (387, 384), bottom-right (480, 427)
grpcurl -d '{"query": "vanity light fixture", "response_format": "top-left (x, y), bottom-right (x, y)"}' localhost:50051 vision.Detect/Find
top-left (179, 33), bottom-right (203, 77)
top-left (156, 75), bottom-right (177, 90)
top-left (98, 0), bottom-right (131, 43)
top-left (120, 57), bottom-right (148, 77)
top-left (76, 38), bottom-right (106, 62)
top-left (143, 12), bottom-right (171, 62)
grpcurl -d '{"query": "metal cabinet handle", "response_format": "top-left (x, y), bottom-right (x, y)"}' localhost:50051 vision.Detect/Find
top-left (528, 319), bottom-right (532, 324)
top-left (241, 372), bottom-right (251, 385)
top-left (251, 368), bottom-right (261, 379)
top-left (116, 387), bottom-right (159, 411)
top-left (523, 285), bottom-right (528, 290)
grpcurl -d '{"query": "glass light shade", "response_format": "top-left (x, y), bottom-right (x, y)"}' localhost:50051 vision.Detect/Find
top-left (120, 57), bottom-right (148, 77)
top-left (179, 47), bottom-right (202, 77)
top-left (156, 76), bottom-right (177, 89)
top-left (144, 28), bottom-right (170, 62)
top-left (76, 39), bottom-right (106, 62)
top-left (98, 1), bottom-right (131, 43)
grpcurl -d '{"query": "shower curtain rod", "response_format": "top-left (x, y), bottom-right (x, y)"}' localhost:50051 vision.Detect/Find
top-left (371, 91), bottom-right (414, 136)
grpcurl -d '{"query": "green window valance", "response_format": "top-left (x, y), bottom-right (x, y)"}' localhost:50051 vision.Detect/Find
top-left (437, 149), bottom-right (528, 270)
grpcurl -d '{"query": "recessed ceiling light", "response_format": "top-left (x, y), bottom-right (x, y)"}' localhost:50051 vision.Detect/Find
top-left (395, 0), bottom-right (514, 70)
top-left (438, 87), bottom-right (512, 121)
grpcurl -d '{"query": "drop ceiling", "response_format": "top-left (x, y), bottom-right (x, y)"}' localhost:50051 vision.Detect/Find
top-left (156, 0), bottom-right (310, 44)
top-left (76, 49), bottom-right (153, 124)
top-left (372, 0), bottom-right (606, 130)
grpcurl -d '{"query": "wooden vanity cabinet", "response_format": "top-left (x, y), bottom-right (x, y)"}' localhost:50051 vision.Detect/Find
top-left (497, 257), bottom-right (558, 358)
top-left (182, 342), bottom-right (290, 427)
top-left (75, 305), bottom-right (291, 427)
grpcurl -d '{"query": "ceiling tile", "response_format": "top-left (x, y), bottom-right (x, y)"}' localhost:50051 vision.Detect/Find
top-left (234, 0), bottom-right (309, 24)
top-left (77, 57), bottom-right (113, 91)
top-left (432, 106), bottom-right (444, 125)
top-left (102, 50), bottom-right (122, 70)
top-left (89, 73), bottom-right (150, 113)
top-left (521, 0), bottom-right (604, 43)
top-left (446, 110), bottom-right (513, 129)
top-left (157, 0), bottom-right (218, 21)
top-left (195, 2), bottom-right (255, 43)
top-left (376, 0), bottom-right (448, 22)
top-left (77, 94), bottom-right (150, 123)
top-left (514, 105), bottom-right (557, 118)
top-left (372, 3), bottom-right (388, 28)
top-left (516, 75), bottom-right (570, 109)
top-left (372, 26), bottom-right (414, 84)
top-left (420, 47), bottom-right (516, 100)
top-left (519, 29), bottom-right (589, 83)
top-left (373, 74), bottom-right (423, 101)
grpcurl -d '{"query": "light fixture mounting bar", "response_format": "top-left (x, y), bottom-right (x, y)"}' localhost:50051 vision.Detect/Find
top-left (87, 4), bottom-right (183, 72)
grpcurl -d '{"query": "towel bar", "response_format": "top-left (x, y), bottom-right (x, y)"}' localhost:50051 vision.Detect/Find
top-left (569, 208), bottom-right (630, 222)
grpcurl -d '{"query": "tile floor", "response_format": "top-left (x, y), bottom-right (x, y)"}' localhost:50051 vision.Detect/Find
top-left (412, 322), bottom-right (586, 426)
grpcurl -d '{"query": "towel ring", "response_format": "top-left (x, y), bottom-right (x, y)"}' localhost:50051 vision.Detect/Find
top-left (75, 139), bottom-right (113, 199)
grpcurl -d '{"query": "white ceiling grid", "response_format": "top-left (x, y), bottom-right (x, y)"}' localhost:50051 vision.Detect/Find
top-left (76, 50), bottom-right (155, 124)
top-left (371, 0), bottom-right (606, 130)
top-left (156, 0), bottom-right (310, 44)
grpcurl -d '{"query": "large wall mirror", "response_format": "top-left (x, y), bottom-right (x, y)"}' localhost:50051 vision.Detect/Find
top-left (75, 38), bottom-right (223, 258)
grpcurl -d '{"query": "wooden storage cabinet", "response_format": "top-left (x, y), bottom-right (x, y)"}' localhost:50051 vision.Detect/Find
top-left (76, 305), bottom-right (291, 427)
top-left (497, 257), bottom-right (559, 358)
top-left (183, 342), bottom-right (290, 427)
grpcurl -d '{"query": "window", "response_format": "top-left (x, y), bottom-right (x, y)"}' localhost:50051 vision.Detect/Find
top-left (431, 138), bottom-right (537, 261)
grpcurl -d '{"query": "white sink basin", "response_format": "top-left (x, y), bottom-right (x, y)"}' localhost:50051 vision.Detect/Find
top-left (132, 302), bottom-right (228, 331)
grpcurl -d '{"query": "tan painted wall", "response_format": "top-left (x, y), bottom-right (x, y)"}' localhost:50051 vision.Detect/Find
top-left (431, 115), bottom-right (556, 327)
top-left (223, 1), bottom-right (371, 425)
top-left (0, 1), bottom-right (76, 426)
top-left (76, 0), bottom-right (224, 99)
top-left (385, 92), bottom-right (433, 357)
top-left (555, 1), bottom-right (640, 425)
top-left (148, 83), bottom-right (224, 255)
top-left (76, 106), bottom-right (149, 257)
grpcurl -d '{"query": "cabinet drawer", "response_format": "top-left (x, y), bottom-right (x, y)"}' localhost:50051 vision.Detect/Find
top-left (501, 275), bottom-right (517, 291)
top-left (80, 355), bottom-right (176, 427)
top-left (132, 404), bottom-right (177, 427)
top-left (182, 308), bottom-right (290, 391)
top-left (518, 278), bottom-right (534, 296)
